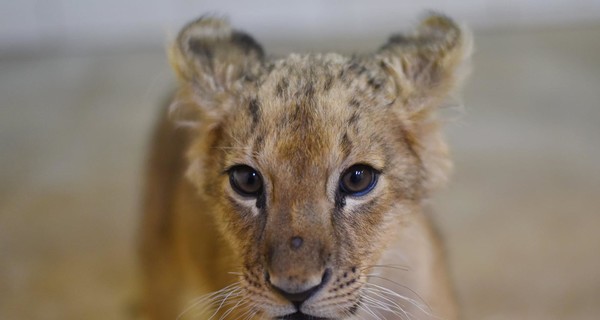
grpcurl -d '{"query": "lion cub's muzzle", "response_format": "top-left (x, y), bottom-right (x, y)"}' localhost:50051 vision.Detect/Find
top-left (265, 232), bottom-right (332, 307)
top-left (268, 268), bottom-right (332, 309)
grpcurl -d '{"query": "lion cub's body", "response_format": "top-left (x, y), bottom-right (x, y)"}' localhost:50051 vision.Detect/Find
top-left (140, 15), bottom-right (469, 320)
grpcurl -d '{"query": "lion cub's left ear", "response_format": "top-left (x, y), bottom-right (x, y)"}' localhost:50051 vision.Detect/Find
top-left (377, 14), bottom-right (472, 114)
top-left (377, 14), bottom-right (472, 192)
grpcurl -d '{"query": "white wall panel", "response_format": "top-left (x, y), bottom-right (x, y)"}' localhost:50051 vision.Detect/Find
top-left (1, 0), bottom-right (599, 52)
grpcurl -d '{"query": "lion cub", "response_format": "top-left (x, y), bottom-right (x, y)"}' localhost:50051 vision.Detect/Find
top-left (140, 13), bottom-right (470, 320)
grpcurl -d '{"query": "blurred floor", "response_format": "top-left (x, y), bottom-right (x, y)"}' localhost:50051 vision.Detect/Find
top-left (0, 25), bottom-right (599, 320)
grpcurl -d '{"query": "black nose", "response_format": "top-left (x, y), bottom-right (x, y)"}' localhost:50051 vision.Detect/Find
top-left (268, 269), bottom-right (331, 309)
top-left (272, 284), bottom-right (321, 308)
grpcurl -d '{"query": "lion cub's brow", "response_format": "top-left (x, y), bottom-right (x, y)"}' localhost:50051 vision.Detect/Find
top-left (222, 55), bottom-right (396, 171)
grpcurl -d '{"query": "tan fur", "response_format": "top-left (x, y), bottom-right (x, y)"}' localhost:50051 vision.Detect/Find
top-left (140, 14), bottom-right (470, 320)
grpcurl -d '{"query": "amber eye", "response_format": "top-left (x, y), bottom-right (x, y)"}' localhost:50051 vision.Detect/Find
top-left (339, 164), bottom-right (379, 196)
top-left (229, 165), bottom-right (263, 197)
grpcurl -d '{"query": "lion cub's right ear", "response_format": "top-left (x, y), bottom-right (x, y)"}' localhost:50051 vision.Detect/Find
top-left (169, 17), bottom-right (265, 126)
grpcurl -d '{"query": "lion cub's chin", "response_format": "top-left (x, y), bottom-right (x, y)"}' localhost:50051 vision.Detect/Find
top-left (141, 13), bottom-right (469, 320)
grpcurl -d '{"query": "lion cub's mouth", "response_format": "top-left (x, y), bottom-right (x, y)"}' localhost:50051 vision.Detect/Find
top-left (276, 311), bottom-right (331, 320)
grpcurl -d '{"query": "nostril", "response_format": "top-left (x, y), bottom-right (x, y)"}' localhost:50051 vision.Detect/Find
top-left (321, 268), bottom-right (332, 284)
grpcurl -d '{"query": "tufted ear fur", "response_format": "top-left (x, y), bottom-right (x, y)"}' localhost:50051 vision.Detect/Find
top-left (168, 17), bottom-right (265, 127)
top-left (377, 13), bottom-right (471, 113)
top-left (377, 14), bottom-right (472, 192)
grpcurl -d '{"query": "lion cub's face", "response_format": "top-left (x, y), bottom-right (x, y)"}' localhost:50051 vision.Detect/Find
top-left (170, 16), bottom-right (468, 319)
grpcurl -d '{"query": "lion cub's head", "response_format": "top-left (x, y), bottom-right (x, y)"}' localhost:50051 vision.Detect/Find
top-left (169, 15), bottom-right (469, 319)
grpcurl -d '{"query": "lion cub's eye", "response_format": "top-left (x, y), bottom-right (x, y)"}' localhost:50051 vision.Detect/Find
top-left (339, 164), bottom-right (379, 196)
top-left (229, 165), bottom-right (263, 197)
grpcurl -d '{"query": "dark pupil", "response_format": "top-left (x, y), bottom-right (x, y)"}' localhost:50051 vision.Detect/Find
top-left (344, 167), bottom-right (372, 192)
top-left (233, 168), bottom-right (261, 194)
top-left (350, 170), bottom-right (363, 184)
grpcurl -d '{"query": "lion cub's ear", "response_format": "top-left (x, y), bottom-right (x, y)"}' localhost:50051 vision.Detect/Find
top-left (377, 14), bottom-right (471, 114)
top-left (377, 14), bottom-right (472, 193)
top-left (168, 17), bottom-right (265, 126)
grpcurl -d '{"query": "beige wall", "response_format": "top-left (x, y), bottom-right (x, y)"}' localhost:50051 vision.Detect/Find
top-left (2, 0), bottom-right (600, 53)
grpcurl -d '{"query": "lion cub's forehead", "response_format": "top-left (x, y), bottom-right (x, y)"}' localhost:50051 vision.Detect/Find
top-left (254, 53), bottom-right (396, 129)
top-left (228, 53), bottom-right (395, 176)
top-left (258, 53), bottom-right (394, 104)
top-left (260, 53), bottom-right (347, 97)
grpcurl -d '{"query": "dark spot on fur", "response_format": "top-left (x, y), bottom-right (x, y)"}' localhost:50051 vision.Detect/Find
top-left (304, 82), bottom-right (315, 100)
top-left (188, 39), bottom-right (213, 61)
top-left (339, 60), bottom-right (367, 83)
top-left (231, 31), bottom-right (265, 57)
top-left (256, 191), bottom-right (266, 209)
top-left (341, 133), bottom-right (352, 159)
top-left (242, 73), bottom-right (256, 83)
top-left (348, 61), bottom-right (361, 72)
top-left (348, 302), bottom-right (360, 315)
top-left (265, 62), bottom-right (275, 73)
top-left (276, 79), bottom-right (289, 97)
top-left (348, 57), bottom-right (367, 75)
top-left (338, 68), bottom-right (346, 79)
top-left (347, 59), bottom-right (368, 75)
top-left (334, 190), bottom-right (346, 210)
top-left (323, 75), bottom-right (333, 91)
top-left (348, 111), bottom-right (359, 125)
top-left (388, 34), bottom-right (410, 44)
top-left (187, 39), bottom-right (216, 74)
top-left (253, 134), bottom-right (265, 154)
top-left (367, 77), bottom-right (383, 90)
top-left (290, 102), bottom-right (302, 122)
top-left (349, 98), bottom-right (360, 108)
top-left (249, 99), bottom-right (260, 127)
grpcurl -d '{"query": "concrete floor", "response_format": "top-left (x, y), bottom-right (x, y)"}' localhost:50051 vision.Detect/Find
top-left (1, 25), bottom-right (599, 319)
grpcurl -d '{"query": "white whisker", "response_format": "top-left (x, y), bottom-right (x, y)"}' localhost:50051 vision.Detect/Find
top-left (362, 288), bottom-right (412, 320)
top-left (219, 297), bottom-right (250, 320)
top-left (177, 282), bottom-right (242, 320)
top-left (360, 264), bottom-right (410, 272)
top-left (207, 288), bottom-right (242, 320)
top-left (359, 301), bottom-right (385, 320)
top-left (363, 282), bottom-right (438, 318)
top-left (234, 302), bottom-right (257, 320)
top-left (365, 275), bottom-right (432, 311)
